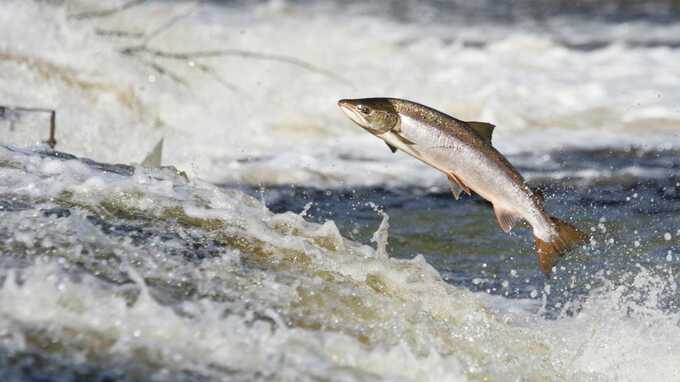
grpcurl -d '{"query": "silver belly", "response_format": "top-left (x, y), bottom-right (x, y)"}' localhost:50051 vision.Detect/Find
top-left (395, 116), bottom-right (552, 235)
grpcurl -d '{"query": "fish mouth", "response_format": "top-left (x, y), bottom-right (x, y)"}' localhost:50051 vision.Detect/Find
top-left (337, 99), bottom-right (370, 129)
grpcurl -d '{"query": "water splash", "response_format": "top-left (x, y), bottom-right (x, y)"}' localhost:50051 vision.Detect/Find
top-left (369, 202), bottom-right (390, 259)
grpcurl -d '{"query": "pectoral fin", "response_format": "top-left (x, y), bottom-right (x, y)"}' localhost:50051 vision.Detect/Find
top-left (493, 205), bottom-right (521, 233)
top-left (382, 131), bottom-right (422, 158)
top-left (466, 121), bottom-right (495, 144)
top-left (394, 133), bottom-right (416, 145)
top-left (385, 141), bottom-right (397, 153)
top-left (447, 172), bottom-right (471, 200)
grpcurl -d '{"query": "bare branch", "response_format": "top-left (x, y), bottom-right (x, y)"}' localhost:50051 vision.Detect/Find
top-left (98, 1), bottom-right (244, 92)
top-left (82, 0), bottom-right (352, 89)
top-left (122, 46), bottom-right (352, 86)
top-left (137, 59), bottom-right (189, 86)
top-left (143, 1), bottom-right (202, 45)
top-left (95, 28), bottom-right (145, 39)
top-left (69, 0), bottom-right (147, 20)
top-left (191, 61), bottom-right (243, 94)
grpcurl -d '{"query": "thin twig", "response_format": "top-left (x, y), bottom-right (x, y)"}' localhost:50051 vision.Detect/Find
top-left (84, 0), bottom-right (351, 89)
top-left (122, 46), bottom-right (352, 86)
top-left (137, 58), bottom-right (189, 85)
top-left (106, 1), bottom-right (241, 93)
top-left (69, 0), bottom-right (147, 20)
top-left (95, 28), bottom-right (145, 39)
top-left (192, 61), bottom-right (243, 94)
top-left (142, 1), bottom-right (202, 45)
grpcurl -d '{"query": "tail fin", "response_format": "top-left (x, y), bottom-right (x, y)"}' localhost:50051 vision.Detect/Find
top-left (534, 217), bottom-right (588, 276)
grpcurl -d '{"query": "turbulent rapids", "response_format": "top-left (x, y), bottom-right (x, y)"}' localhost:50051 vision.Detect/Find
top-left (2, 0), bottom-right (680, 381)
top-left (1, 146), bottom-right (679, 381)
top-left (0, 146), bottom-right (564, 380)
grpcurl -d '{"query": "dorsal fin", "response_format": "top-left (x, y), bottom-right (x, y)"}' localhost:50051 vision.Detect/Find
top-left (466, 121), bottom-right (495, 144)
top-left (141, 138), bottom-right (164, 167)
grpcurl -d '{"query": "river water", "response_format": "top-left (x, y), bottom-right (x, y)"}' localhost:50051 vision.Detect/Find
top-left (1, 1), bottom-right (680, 381)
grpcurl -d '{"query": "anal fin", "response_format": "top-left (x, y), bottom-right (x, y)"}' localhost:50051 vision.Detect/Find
top-left (447, 172), bottom-right (471, 200)
top-left (493, 205), bottom-right (521, 233)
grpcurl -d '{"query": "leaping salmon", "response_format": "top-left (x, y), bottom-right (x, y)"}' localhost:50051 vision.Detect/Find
top-left (337, 97), bottom-right (587, 275)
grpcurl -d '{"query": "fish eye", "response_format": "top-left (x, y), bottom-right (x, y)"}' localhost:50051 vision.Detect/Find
top-left (357, 104), bottom-right (370, 114)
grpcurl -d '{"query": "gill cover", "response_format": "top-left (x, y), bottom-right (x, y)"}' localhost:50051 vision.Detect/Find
top-left (340, 98), bottom-right (400, 135)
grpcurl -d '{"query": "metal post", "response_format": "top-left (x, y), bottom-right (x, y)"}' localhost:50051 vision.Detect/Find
top-left (0, 105), bottom-right (57, 149)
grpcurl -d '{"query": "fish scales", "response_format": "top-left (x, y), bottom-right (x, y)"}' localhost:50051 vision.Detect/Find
top-left (338, 97), bottom-right (587, 275)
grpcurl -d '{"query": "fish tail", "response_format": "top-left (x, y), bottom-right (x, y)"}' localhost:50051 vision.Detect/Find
top-left (534, 217), bottom-right (588, 276)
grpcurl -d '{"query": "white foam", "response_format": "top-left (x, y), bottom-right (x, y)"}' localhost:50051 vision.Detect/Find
top-left (1, 146), bottom-right (679, 380)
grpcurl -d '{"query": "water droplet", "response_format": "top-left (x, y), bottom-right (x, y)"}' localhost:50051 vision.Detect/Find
top-left (634, 240), bottom-right (640, 247)
top-left (664, 232), bottom-right (672, 241)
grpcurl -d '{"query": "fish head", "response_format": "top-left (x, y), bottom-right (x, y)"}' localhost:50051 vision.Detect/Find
top-left (337, 98), bottom-right (399, 135)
